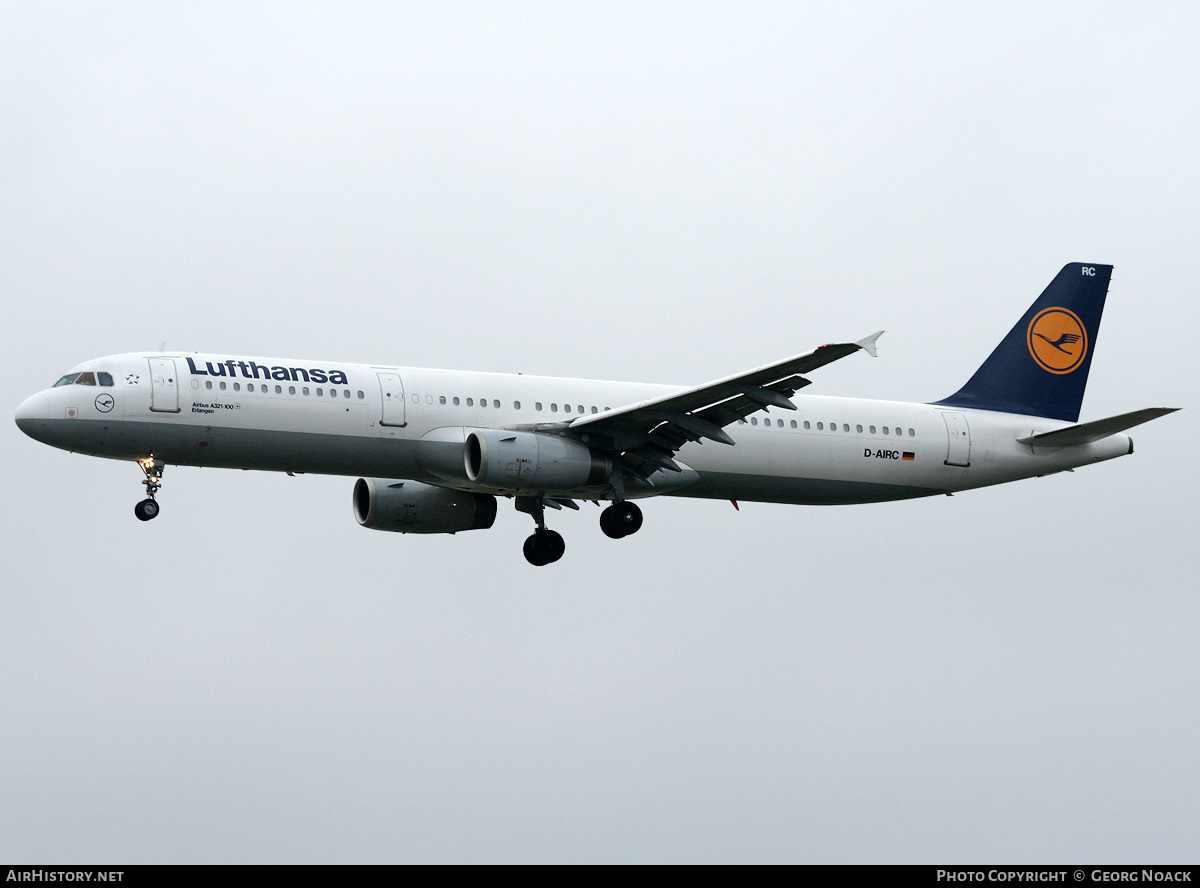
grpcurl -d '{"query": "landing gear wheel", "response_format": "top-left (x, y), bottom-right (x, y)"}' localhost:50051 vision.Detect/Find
top-left (600, 502), bottom-right (642, 538)
top-left (600, 505), bottom-right (625, 538)
top-left (523, 529), bottom-right (565, 566)
top-left (134, 498), bottom-right (160, 521)
top-left (135, 457), bottom-right (165, 522)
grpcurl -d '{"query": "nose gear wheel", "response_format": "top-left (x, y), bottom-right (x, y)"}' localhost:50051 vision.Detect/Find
top-left (135, 457), bottom-right (164, 521)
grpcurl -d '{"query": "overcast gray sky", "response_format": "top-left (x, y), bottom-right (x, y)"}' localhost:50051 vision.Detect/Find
top-left (2, 1), bottom-right (1197, 863)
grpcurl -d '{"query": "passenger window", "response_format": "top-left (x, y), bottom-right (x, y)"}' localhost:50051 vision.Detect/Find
top-left (480, 398), bottom-right (487, 408)
top-left (882, 427), bottom-right (889, 435)
top-left (843, 423), bottom-right (849, 432)
top-left (790, 420), bottom-right (797, 428)
top-left (494, 400), bottom-right (500, 409)
top-left (869, 425), bottom-right (875, 433)
top-left (439, 396), bottom-right (446, 404)
top-left (358, 391), bottom-right (364, 400)
top-left (346, 390), bottom-right (352, 399)
top-left (804, 421), bottom-right (810, 429)
top-left (303, 387), bottom-right (309, 396)
top-left (535, 402), bottom-right (542, 411)
top-left (551, 403), bottom-right (558, 412)
top-left (453, 397), bottom-right (460, 406)
top-left (466, 398), bottom-right (473, 406)
top-left (276, 385), bottom-right (282, 394)
top-left (220, 381), bottom-right (227, 391)
top-left (817, 422), bottom-right (823, 430)
top-left (98, 372), bottom-right (114, 386)
top-left (206, 381), bottom-right (213, 390)
top-left (577, 405), bottom-right (584, 414)
top-left (856, 424), bottom-right (863, 433)
top-left (908, 428), bottom-right (915, 436)
top-left (76, 372), bottom-right (96, 385)
top-left (751, 417), bottom-right (757, 425)
top-left (316, 388), bottom-right (323, 397)
top-left (514, 401), bottom-right (521, 410)
top-left (564, 404), bottom-right (572, 413)
top-left (234, 383), bottom-right (241, 391)
top-left (591, 406), bottom-right (598, 414)
top-left (289, 386), bottom-right (296, 395)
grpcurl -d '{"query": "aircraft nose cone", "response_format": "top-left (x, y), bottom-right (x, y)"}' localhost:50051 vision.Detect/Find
top-left (14, 393), bottom-right (50, 437)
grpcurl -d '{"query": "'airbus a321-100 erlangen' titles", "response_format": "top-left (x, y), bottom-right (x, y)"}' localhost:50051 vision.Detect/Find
top-left (15, 263), bottom-right (1178, 565)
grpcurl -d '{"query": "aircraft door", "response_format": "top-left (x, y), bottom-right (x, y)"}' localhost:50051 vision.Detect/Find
top-left (378, 372), bottom-right (406, 427)
top-left (148, 358), bottom-right (180, 413)
top-left (942, 411), bottom-right (971, 467)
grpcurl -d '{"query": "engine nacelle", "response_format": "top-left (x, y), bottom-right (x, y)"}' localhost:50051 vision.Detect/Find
top-left (353, 478), bottom-right (496, 534)
top-left (464, 429), bottom-right (611, 491)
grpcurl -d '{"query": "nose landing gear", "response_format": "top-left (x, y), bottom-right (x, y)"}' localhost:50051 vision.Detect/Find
top-left (135, 457), bottom-right (164, 521)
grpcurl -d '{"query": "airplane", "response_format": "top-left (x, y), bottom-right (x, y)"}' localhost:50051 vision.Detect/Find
top-left (14, 262), bottom-right (1178, 566)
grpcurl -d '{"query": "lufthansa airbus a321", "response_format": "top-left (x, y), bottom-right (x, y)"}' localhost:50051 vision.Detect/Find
top-left (15, 263), bottom-right (1178, 565)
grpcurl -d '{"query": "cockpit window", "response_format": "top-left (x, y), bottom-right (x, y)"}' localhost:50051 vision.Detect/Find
top-left (52, 371), bottom-right (112, 387)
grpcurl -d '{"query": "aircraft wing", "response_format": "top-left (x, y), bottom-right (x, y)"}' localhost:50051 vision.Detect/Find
top-left (523, 332), bottom-right (883, 478)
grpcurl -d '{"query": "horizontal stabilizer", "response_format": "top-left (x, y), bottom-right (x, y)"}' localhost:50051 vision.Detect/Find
top-left (1016, 407), bottom-right (1179, 447)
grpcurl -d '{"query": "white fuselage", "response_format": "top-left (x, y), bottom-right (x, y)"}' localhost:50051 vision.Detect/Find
top-left (15, 352), bottom-right (1132, 506)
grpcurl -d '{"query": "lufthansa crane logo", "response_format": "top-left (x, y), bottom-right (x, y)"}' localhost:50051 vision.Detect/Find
top-left (1027, 307), bottom-right (1088, 374)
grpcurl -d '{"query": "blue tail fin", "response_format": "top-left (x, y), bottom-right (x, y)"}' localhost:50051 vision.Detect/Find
top-left (934, 262), bottom-right (1112, 422)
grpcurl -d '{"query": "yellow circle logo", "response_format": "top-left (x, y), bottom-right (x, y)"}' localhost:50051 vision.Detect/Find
top-left (1027, 307), bottom-right (1088, 374)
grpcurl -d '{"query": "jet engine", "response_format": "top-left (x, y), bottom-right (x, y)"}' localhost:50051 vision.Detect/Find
top-left (353, 478), bottom-right (496, 534)
top-left (464, 429), bottom-right (611, 491)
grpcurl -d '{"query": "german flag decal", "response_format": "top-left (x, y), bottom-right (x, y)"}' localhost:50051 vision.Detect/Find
top-left (902, 452), bottom-right (915, 461)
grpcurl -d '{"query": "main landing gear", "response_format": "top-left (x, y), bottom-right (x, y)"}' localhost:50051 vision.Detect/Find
top-left (599, 501), bottom-right (642, 539)
top-left (516, 497), bottom-right (565, 566)
top-left (134, 457), bottom-right (164, 521)
top-left (515, 497), bottom-right (645, 565)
